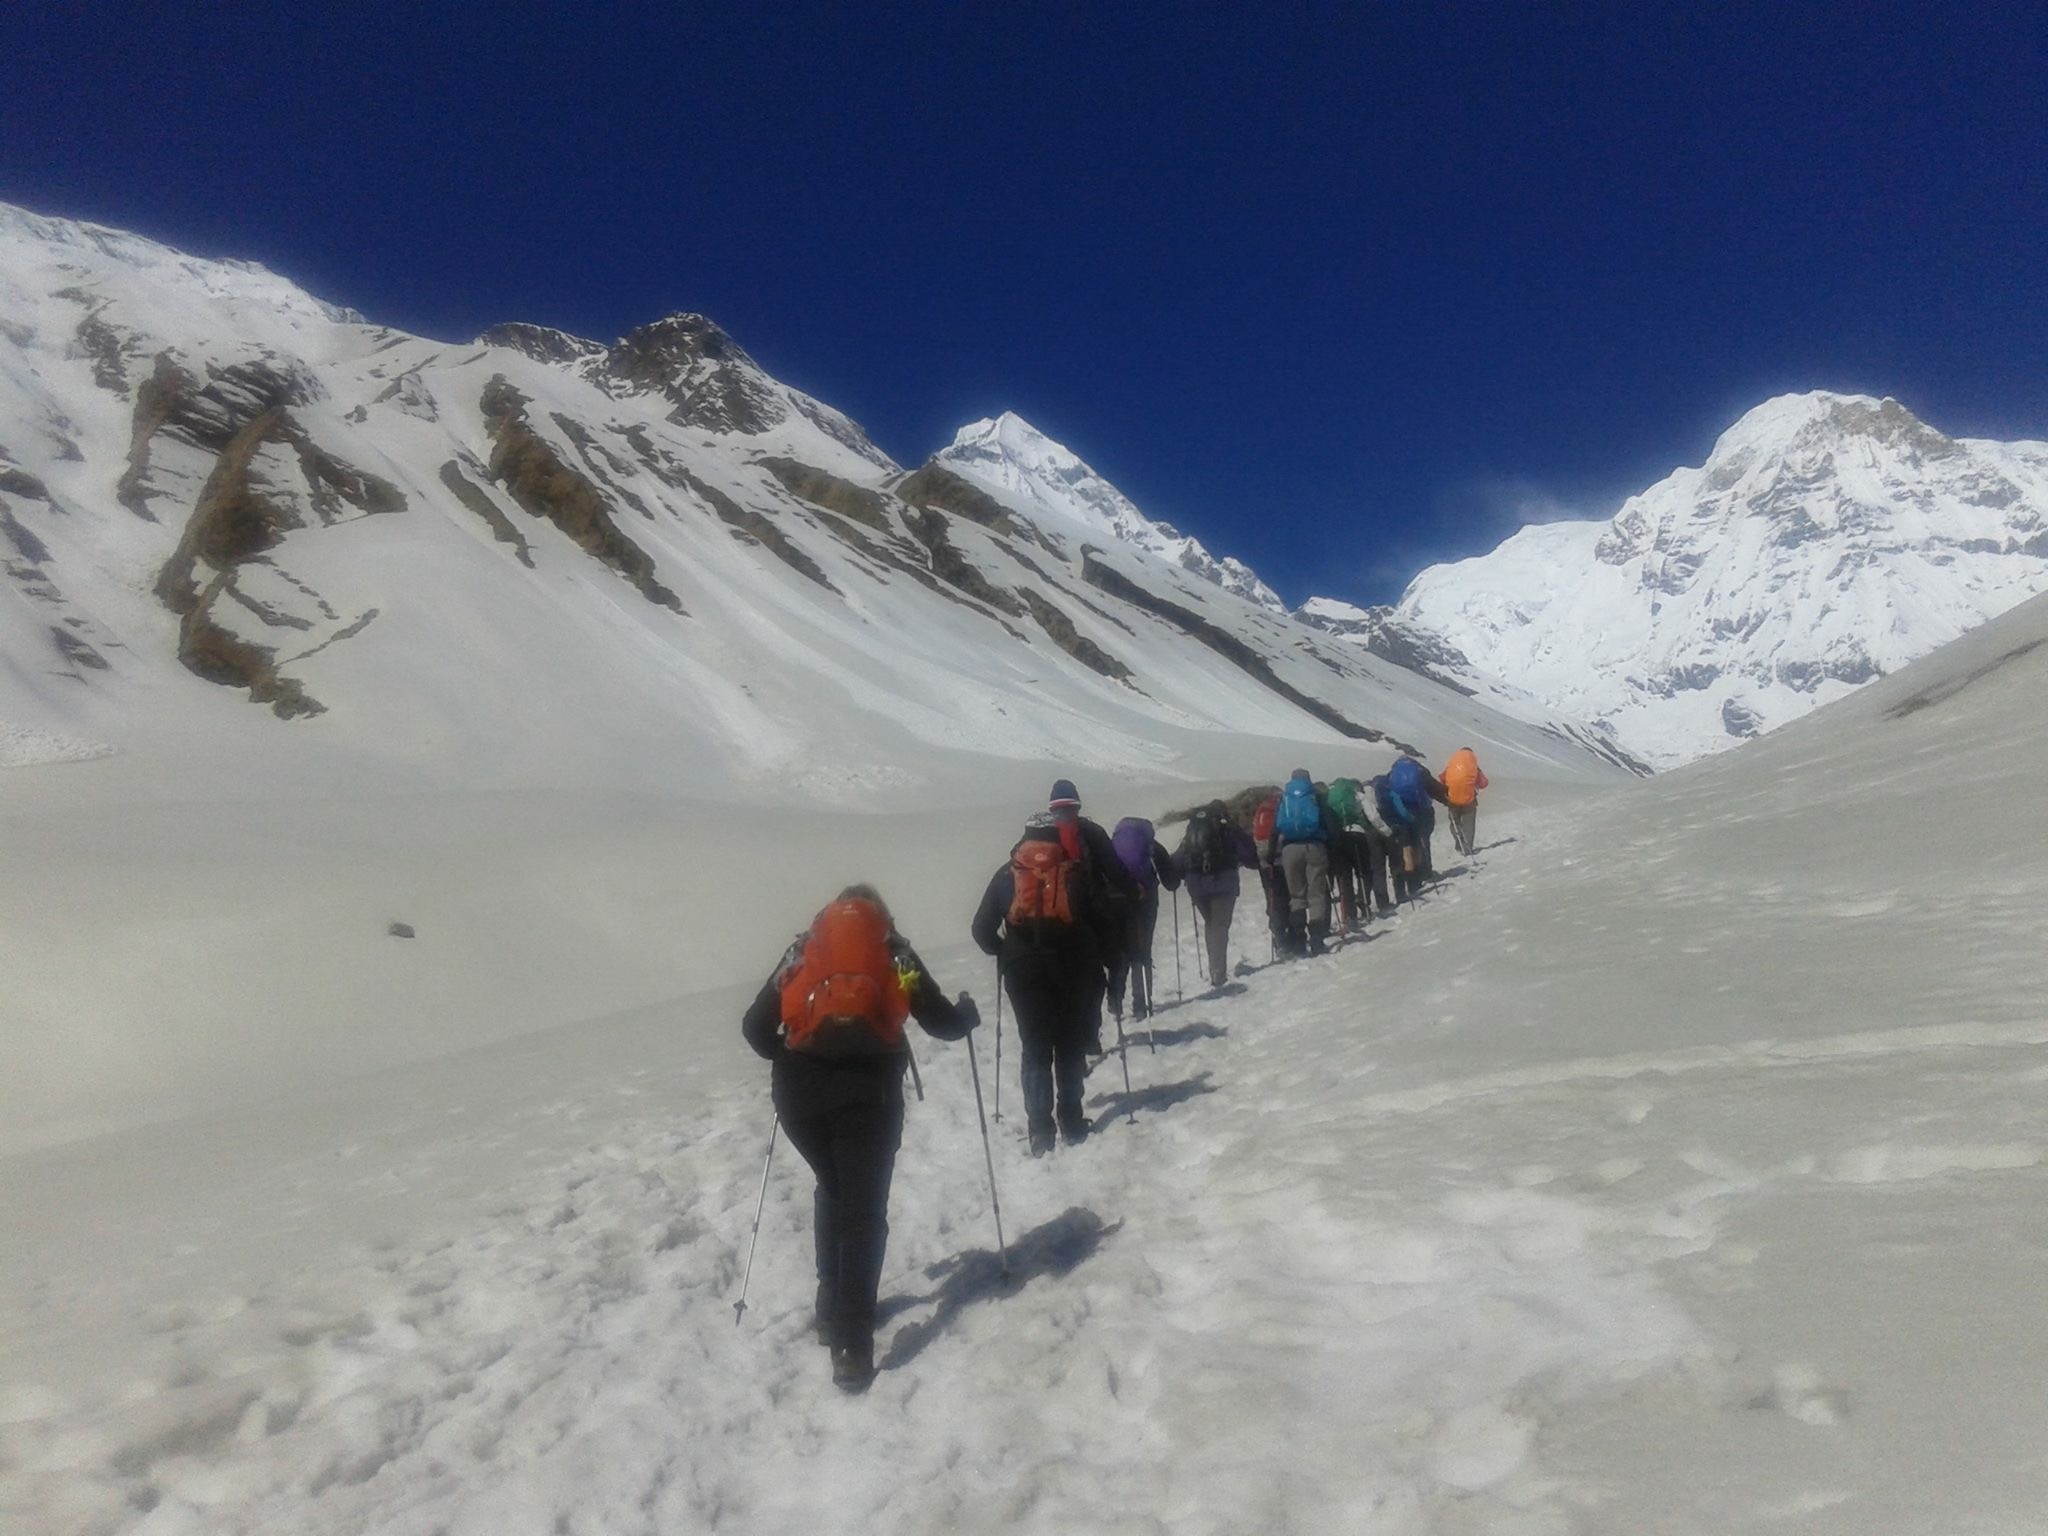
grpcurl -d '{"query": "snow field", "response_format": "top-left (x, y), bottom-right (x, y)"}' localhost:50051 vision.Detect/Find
top-left (6, 593), bottom-right (2048, 1534)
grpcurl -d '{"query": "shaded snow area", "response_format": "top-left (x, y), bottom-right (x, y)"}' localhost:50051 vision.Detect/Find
top-left (6, 595), bottom-right (2048, 1534)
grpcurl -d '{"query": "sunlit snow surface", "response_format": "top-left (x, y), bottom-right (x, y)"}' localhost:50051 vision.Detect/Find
top-left (1394, 392), bottom-right (2048, 768)
top-left (6, 592), bottom-right (2047, 1534)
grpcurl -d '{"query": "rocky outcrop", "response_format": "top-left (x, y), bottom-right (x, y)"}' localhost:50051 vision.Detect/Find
top-left (1084, 552), bottom-right (1415, 749)
top-left (603, 314), bottom-right (785, 435)
top-left (152, 410), bottom-right (323, 717)
top-left (478, 377), bottom-right (683, 612)
top-left (476, 323), bottom-right (606, 369)
top-left (1013, 587), bottom-right (1135, 685)
top-left (894, 462), bottom-right (1062, 557)
top-left (757, 456), bottom-right (891, 530)
top-left (438, 460), bottom-right (534, 567)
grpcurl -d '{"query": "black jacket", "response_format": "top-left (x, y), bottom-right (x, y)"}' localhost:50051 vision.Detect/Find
top-left (742, 931), bottom-right (974, 1063)
top-left (972, 817), bottom-right (1125, 971)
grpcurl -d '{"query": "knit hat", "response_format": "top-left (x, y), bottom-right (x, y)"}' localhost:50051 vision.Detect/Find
top-left (1048, 778), bottom-right (1081, 809)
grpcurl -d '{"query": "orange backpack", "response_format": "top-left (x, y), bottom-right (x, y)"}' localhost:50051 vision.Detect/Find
top-left (778, 899), bottom-right (910, 1057)
top-left (1007, 837), bottom-right (1078, 928)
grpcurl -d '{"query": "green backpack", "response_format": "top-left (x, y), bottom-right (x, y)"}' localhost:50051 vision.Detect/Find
top-left (1326, 777), bottom-right (1364, 828)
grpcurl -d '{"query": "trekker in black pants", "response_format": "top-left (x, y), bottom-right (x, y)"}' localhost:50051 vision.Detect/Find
top-left (743, 885), bottom-right (977, 1392)
top-left (972, 803), bottom-right (1120, 1155)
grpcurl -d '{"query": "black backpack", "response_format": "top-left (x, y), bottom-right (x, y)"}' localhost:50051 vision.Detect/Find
top-left (1182, 810), bottom-right (1226, 877)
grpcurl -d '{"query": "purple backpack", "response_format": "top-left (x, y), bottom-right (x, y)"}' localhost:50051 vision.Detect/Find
top-left (1111, 817), bottom-right (1158, 889)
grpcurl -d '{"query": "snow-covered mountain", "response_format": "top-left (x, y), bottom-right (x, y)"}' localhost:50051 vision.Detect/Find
top-left (935, 412), bottom-right (1285, 611)
top-left (0, 200), bottom-right (1633, 803)
top-left (1380, 392), bottom-right (2048, 767)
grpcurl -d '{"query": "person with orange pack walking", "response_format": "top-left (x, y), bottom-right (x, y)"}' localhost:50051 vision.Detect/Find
top-left (1442, 746), bottom-right (1490, 857)
top-left (742, 886), bottom-right (978, 1391)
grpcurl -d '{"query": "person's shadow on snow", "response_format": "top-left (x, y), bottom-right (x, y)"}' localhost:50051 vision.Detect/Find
top-left (1146, 978), bottom-right (1246, 1016)
top-left (1087, 1070), bottom-right (1217, 1127)
top-left (1134, 1021), bottom-right (1229, 1049)
top-left (878, 1206), bottom-right (1119, 1370)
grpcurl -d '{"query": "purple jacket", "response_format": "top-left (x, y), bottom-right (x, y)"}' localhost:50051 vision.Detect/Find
top-left (1173, 823), bottom-right (1259, 901)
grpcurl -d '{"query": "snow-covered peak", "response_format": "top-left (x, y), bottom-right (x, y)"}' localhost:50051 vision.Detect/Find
top-left (1392, 393), bottom-right (2048, 766)
top-left (935, 411), bottom-right (1285, 611)
top-left (0, 200), bottom-right (364, 328)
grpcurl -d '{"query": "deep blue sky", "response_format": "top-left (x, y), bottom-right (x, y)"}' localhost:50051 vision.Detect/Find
top-left (4, 3), bottom-right (2043, 605)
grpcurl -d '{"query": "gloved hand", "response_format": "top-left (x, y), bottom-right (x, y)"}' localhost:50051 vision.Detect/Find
top-left (954, 993), bottom-right (981, 1030)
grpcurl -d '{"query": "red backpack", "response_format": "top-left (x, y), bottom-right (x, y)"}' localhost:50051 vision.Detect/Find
top-left (1007, 837), bottom-right (1078, 928)
top-left (778, 899), bottom-right (909, 1056)
top-left (1252, 795), bottom-right (1278, 845)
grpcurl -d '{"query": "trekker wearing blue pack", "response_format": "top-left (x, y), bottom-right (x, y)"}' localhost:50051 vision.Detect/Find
top-left (1379, 756), bottom-right (1449, 902)
top-left (1108, 817), bottom-right (1180, 1022)
top-left (1261, 769), bottom-right (1339, 956)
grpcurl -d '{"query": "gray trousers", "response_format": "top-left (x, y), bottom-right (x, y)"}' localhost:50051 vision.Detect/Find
top-left (1449, 802), bottom-right (1477, 855)
top-left (1191, 890), bottom-right (1236, 987)
top-left (1280, 841), bottom-right (1331, 927)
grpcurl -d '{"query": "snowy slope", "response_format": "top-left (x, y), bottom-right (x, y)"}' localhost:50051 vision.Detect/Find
top-left (0, 199), bottom-right (1642, 1150)
top-left (1387, 392), bottom-right (2048, 767)
top-left (936, 411), bottom-right (1285, 610)
top-left (6, 587), bottom-right (2046, 1535)
top-left (0, 199), bottom-right (1618, 802)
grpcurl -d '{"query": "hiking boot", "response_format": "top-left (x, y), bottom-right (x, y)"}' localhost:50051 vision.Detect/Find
top-left (831, 1340), bottom-right (876, 1393)
top-left (1028, 1126), bottom-right (1056, 1158)
top-left (1059, 1116), bottom-right (1091, 1146)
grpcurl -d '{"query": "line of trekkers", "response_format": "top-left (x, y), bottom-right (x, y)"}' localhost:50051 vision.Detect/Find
top-left (742, 749), bottom-right (1489, 1390)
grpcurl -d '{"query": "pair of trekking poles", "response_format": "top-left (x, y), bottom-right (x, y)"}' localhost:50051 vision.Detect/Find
top-left (733, 1017), bottom-right (1010, 1327)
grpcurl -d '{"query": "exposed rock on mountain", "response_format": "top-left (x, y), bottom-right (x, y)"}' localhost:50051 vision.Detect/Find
top-left (0, 199), bottom-right (1632, 796)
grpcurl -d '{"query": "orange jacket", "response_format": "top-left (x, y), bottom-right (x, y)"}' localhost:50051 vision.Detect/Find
top-left (1442, 748), bottom-right (1488, 806)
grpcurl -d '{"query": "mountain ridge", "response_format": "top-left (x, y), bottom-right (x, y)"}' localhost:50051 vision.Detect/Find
top-left (1302, 390), bottom-right (2048, 767)
top-left (0, 199), bottom-right (1631, 798)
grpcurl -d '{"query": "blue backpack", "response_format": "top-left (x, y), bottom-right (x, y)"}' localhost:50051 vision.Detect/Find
top-left (1388, 757), bottom-right (1429, 822)
top-left (1275, 780), bottom-right (1323, 842)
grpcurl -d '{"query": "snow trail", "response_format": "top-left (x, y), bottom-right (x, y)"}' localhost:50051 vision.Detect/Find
top-left (8, 594), bottom-right (2048, 1533)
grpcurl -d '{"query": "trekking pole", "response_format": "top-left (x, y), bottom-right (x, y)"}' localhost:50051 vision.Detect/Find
top-left (1113, 1013), bottom-right (1137, 1123)
top-left (1143, 953), bottom-right (1157, 1054)
top-left (1189, 898), bottom-right (1202, 999)
top-left (906, 1041), bottom-right (925, 1103)
top-left (992, 960), bottom-right (1003, 1124)
top-left (964, 1030), bottom-right (1009, 1272)
top-left (1172, 890), bottom-right (1183, 1002)
top-left (733, 1116), bottom-right (779, 1326)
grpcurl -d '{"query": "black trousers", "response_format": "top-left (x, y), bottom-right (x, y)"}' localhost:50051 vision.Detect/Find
top-left (1107, 892), bottom-right (1160, 1018)
top-left (1329, 836), bottom-right (1360, 925)
top-left (1004, 957), bottom-right (1095, 1138)
top-left (772, 1054), bottom-right (904, 1350)
top-left (1346, 828), bottom-right (1391, 913)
